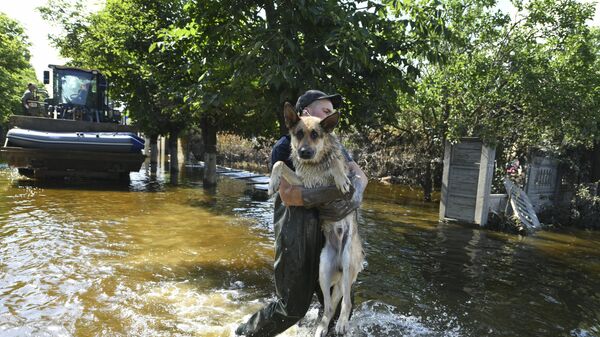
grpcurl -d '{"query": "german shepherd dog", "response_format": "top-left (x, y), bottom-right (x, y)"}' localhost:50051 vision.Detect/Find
top-left (269, 102), bottom-right (364, 336)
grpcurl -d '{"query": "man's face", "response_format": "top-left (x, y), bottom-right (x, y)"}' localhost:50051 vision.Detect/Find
top-left (303, 99), bottom-right (334, 119)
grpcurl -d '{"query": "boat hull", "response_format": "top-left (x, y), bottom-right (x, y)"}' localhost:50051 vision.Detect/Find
top-left (6, 129), bottom-right (145, 153)
top-left (0, 146), bottom-right (146, 180)
top-left (1, 116), bottom-right (146, 181)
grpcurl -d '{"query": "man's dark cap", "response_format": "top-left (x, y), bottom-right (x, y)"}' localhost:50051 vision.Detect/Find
top-left (295, 90), bottom-right (343, 113)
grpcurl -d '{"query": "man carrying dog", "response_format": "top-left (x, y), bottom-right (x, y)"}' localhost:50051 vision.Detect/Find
top-left (236, 90), bottom-right (367, 336)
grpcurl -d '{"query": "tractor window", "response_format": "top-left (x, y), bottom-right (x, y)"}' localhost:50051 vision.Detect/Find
top-left (56, 70), bottom-right (95, 107)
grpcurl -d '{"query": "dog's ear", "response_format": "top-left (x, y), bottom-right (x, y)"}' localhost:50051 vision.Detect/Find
top-left (283, 102), bottom-right (300, 129)
top-left (320, 111), bottom-right (339, 133)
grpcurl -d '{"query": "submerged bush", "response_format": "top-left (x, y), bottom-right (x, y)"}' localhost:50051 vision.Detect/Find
top-left (216, 133), bottom-right (271, 173)
top-left (213, 129), bottom-right (443, 191)
top-left (570, 183), bottom-right (600, 229)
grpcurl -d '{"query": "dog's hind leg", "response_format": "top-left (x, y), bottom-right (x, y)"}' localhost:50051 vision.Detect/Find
top-left (335, 239), bottom-right (354, 335)
top-left (316, 282), bottom-right (343, 337)
top-left (315, 245), bottom-right (337, 337)
top-left (329, 282), bottom-right (343, 321)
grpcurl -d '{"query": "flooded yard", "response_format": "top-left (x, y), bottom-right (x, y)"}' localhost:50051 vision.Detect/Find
top-left (0, 164), bottom-right (598, 336)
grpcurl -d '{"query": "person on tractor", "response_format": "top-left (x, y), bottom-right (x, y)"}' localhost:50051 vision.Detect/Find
top-left (21, 83), bottom-right (37, 115)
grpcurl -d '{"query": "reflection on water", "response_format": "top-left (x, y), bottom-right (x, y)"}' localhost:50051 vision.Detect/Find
top-left (0, 164), bottom-right (598, 337)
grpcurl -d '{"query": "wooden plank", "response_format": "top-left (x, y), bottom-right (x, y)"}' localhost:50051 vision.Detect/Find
top-left (233, 174), bottom-right (265, 180)
top-left (447, 191), bottom-right (480, 199)
top-left (438, 141), bottom-right (452, 220)
top-left (448, 167), bottom-right (479, 195)
top-left (451, 141), bottom-right (482, 165)
top-left (446, 197), bottom-right (476, 220)
top-left (446, 196), bottom-right (477, 209)
top-left (475, 144), bottom-right (495, 226)
top-left (504, 177), bottom-right (541, 232)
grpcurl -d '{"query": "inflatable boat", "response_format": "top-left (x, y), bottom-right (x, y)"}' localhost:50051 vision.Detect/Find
top-left (6, 128), bottom-right (145, 153)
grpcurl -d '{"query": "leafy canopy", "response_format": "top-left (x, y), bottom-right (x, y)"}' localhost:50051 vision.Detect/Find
top-left (0, 13), bottom-right (38, 123)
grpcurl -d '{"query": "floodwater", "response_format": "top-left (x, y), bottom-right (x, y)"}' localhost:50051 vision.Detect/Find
top-left (0, 164), bottom-right (598, 337)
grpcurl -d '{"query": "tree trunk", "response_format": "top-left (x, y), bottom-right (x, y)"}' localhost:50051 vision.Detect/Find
top-left (592, 141), bottom-right (600, 183)
top-left (275, 87), bottom-right (302, 135)
top-left (201, 116), bottom-right (217, 187)
top-left (277, 103), bottom-right (287, 135)
top-left (179, 134), bottom-right (189, 164)
top-left (149, 134), bottom-right (159, 164)
top-left (168, 129), bottom-right (181, 172)
top-left (263, 3), bottom-right (298, 136)
top-left (440, 92), bottom-right (451, 147)
top-left (421, 160), bottom-right (433, 202)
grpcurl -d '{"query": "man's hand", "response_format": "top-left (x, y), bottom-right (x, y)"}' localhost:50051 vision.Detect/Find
top-left (278, 178), bottom-right (304, 206)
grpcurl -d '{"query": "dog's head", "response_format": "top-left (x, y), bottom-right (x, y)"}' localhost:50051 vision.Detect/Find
top-left (283, 102), bottom-right (339, 162)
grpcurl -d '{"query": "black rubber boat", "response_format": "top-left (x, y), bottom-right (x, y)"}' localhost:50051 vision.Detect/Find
top-left (6, 128), bottom-right (145, 153)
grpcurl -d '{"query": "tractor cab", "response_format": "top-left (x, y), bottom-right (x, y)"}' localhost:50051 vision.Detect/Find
top-left (44, 65), bottom-right (120, 123)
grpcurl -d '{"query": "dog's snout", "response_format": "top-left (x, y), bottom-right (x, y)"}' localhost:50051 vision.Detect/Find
top-left (299, 147), bottom-right (314, 159)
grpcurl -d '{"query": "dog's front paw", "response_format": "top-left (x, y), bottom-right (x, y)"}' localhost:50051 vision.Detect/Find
top-left (314, 324), bottom-right (328, 337)
top-left (268, 176), bottom-right (280, 196)
top-left (335, 176), bottom-right (352, 195)
top-left (268, 162), bottom-right (284, 196)
top-left (335, 316), bottom-right (349, 335)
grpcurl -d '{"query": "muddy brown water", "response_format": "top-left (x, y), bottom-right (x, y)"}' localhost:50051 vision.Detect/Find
top-left (0, 164), bottom-right (598, 336)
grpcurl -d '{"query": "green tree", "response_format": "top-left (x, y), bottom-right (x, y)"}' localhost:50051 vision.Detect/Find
top-left (588, 28), bottom-right (600, 182)
top-left (40, 0), bottom-right (193, 171)
top-left (396, 0), bottom-right (599, 198)
top-left (156, 0), bottom-right (446, 183)
top-left (0, 13), bottom-right (37, 126)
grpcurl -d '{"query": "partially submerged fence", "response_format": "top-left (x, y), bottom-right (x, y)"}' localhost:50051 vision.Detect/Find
top-left (439, 139), bottom-right (560, 233)
top-left (524, 156), bottom-right (561, 212)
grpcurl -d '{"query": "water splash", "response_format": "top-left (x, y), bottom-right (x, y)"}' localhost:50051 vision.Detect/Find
top-left (571, 327), bottom-right (600, 337)
top-left (272, 300), bottom-right (463, 337)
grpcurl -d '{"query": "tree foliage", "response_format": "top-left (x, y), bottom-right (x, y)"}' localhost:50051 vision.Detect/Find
top-left (44, 0), bottom-right (446, 138)
top-left (0, 13), bottom-right (37, 124)
top-left (397, 0), bottom-right (599, 163)
top-left (40, 0), bottom-right (599, 185)
top-left (40, 0), bottom-right (192, 137)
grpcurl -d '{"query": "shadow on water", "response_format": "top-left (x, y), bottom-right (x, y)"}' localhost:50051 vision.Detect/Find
top-left (10, 166), bottom-right (168, 193)
top-left (8, 164), bottom-right (213, 194)
top-left (0, 163), bottom-right (598, 336)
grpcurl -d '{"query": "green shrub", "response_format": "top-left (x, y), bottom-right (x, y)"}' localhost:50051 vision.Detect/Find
top-left (570, 183), bottom-right (600, 229)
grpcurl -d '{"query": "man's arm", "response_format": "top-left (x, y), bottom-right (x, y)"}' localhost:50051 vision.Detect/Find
top-left (317, 161), bottom-right (368, 222)
top-left (278, 178), bottom-right (304, 206)
top-left (278, 178), bottom-right (353, 207)
top-left (348, 161), bottom-right (368, 198)
top-left (271, 135), bottom-right (305, 206)
top-left (22, 93), bottom-right (30, 109)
